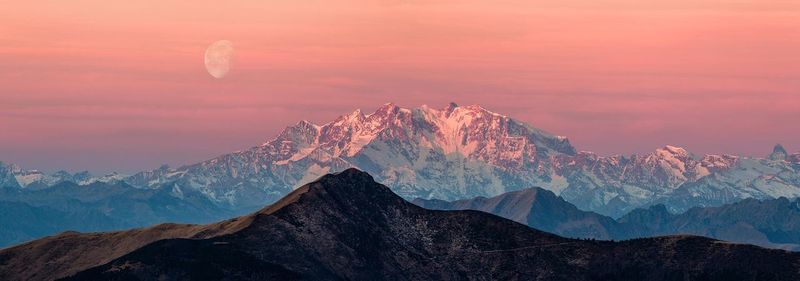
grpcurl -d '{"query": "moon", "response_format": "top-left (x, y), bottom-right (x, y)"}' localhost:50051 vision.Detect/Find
top-left (204, 40), bottom-right (234, 79)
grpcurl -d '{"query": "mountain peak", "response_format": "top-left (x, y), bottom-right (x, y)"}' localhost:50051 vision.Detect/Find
top-left (453, 104), bottom-right (505, 118)
top-left (317, 168), bottom-right (375, 185)
top-left (789, 152), bottom-right (800, 163)
top-left (297, 119), bottom-right (318, 127)
top-left (130, 102), bottom-right (581, 206)
top-left (0, 161), bottom-right (22, 189)
top-left (305, 168), bottom-right (396, 200)
top-left (769, 143), bottom-right (788, 160)
top-left (655, 145), bottom-right (692, 161)
top-left (443, 102), bottom-right (459, 117)
top-left (376, 102), bottom-right (397, 112)
top-left (251, 168), bottom-right (411, 225)
top-left (662, 145), bottom-right (688, 154)
top-left (346, 108), bottom-right (364, 119)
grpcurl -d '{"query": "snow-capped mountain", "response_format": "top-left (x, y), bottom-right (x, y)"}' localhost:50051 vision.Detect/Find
top-left (125, 102), bottom-right (575, 210)
top-left (123, 103), bottom-right (800, 217)
top-left (5, 103), bottom-right (799, 217)
top-left (553, 144), bottom-right (800, 216)
top-left (657, 146), bottom-right (800, 214)
top-left (0, 162), bottom-right (22, 190)
top-left (0, 162), bottom-right (126, 190)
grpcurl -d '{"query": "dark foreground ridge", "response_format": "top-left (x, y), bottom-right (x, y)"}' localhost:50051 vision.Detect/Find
top-left (2, 168), bottom-right (800, 281)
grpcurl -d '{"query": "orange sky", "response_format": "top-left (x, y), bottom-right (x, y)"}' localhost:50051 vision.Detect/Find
top-left (1, 0), bottom-right (799, 172)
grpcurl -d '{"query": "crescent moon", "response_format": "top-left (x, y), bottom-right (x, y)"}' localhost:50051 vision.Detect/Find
top-left (204, 40), bottom-right (234, 79)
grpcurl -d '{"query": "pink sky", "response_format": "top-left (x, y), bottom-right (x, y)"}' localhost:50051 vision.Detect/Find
top-left (1, 0), bottom-right (799, 173)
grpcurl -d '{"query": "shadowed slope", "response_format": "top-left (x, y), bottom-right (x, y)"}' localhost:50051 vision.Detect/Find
top-left (413, 187), bottom-right (626, 239)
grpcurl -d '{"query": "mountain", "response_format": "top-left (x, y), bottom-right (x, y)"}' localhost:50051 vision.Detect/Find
top-left (770, 144), bottom-right (789, 161)
top-left (4, 103), bottom-right (799, 222)
top-left (654, 156), bottom-right (800, 214)
top-left (412, 187), bottom-right (627, 240)
top-left (123, 103), bottom-right (800, 217)
top-left (0, 162), bottom-right (123, 190)
top-left (2, 169), bottom-right (799, 281)
top-left (124, 102), bottom-right (577, 212)
top-left (0, 181), bottom-right (242, 248)
top-left (417, 187), bottom-right (800, 251)
top-left (0, 162), bottom-right (21, 190)
top-left (619, 197), bottom-right (800, 251)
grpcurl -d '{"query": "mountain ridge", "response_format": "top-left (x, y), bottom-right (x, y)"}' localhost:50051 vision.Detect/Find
top-left (0, 180), bottom-right (242, 248)
top-left (416, 187), bottom-right (800, 251)
top-left (3, 103), bottom-right (799, 219)
top-left (4, 169), bottom-right (800, 281)
top-left (122, 103), bottom-right (800, 217)
top-left (412, 187), bottom-right (627, 240)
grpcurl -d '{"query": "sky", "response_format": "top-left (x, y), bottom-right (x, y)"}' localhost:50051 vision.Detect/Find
top-left (1, 0), bottom-right (798, 173)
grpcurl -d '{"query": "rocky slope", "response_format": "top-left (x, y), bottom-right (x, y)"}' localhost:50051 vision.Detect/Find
top-left (2, 169), bottom-right (799, 281)
top-left (0, 162), bottom-right (22, 190)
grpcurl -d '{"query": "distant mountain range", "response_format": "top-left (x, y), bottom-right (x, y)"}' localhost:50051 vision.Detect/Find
top-left (1, 103), bottom-right (799, 248)
top-left (2, 169), bottom-right (799, 281)
top-left (0, 180), bottom-right (240, 248)
top-left (415, 187), bottom-right (800, 251)
top-left (619, 197), bottom-right (800, 250)
top-left (0, 163), bottom-right (124, 190)
top-left (414, 188), bottom-right (627, 240)
top-left (3, 103), bottom-right (798, 218)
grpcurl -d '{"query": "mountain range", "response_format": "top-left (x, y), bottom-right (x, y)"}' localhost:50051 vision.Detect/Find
top-left (414, 187), bottom-right (800, 250)
top-left (4, 103), bottom-right (798, 218)
top-left (2, 103), bottom-right (799, 248)
top-left (0, 162), bottom-right (124, 190)
top-left (2, 169), bottom-right (799, 281)
top-left (414, 187), bottom-right (627, 240)
top-left (0, 180), bottom-right (239, 247)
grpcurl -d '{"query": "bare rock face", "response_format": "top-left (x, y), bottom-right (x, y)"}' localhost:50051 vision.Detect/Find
top-left (4, 169), bottom-right (799, 281)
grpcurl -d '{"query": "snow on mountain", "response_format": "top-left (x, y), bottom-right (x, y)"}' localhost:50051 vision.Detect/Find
top-left (658, 156), bottom-right (800, 213)
top-left (5, 103), bottom-right (799, 217)
top-left (79, 172), bottom-right (127, 185)
top-left (790, 153), bottom-right (800, 163)
top-left (126, 103), bottom-right (576, 210)
top-left (122, 103), bottom-right (800, 217)
top-left (0, 163), bottom-right (126, 190)
top-left (0, 162), bottom-right (22, 189)
top-left (11, 168), bottom-right (50, 187)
